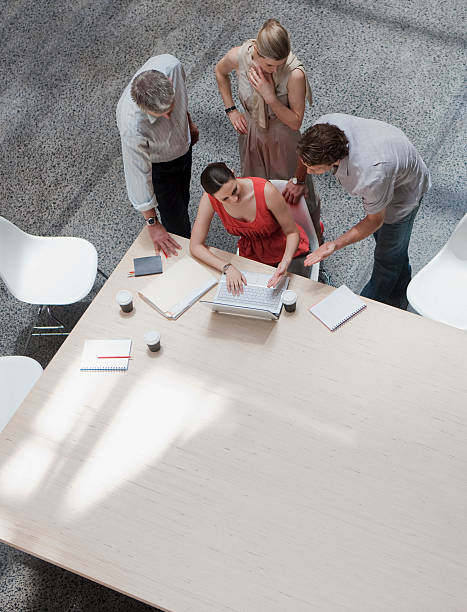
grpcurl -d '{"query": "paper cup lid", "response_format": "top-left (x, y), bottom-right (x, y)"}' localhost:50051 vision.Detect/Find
top-left (281, 290), bottom-right (297, 306)
top-left (144, 330), bottom-right (160, 344)
top-left (116, 290), bottom-right (133, 305)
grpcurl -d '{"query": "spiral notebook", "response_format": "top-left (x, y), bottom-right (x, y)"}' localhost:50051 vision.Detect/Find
top-left (309, 285), bottom-right (366, 330)
top-left (80, 339), bottom-right (132, 371)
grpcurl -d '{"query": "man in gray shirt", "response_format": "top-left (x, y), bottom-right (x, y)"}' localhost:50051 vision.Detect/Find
top-left (117, 55), bottom-right (199, 255)
top-left (297, 113), bottom-right (431, 308)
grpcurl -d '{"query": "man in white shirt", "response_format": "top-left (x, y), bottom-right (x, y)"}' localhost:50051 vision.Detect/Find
top-left (116, 55), bottom-right (199, 255)
top-left (297, 113), bottom-right (431, 308)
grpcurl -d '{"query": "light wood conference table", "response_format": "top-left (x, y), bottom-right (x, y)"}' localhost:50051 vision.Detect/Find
top-left (1, 231), bottom-right (467, 612)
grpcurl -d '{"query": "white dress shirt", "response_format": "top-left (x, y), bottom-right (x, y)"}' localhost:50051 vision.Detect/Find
top-left (315, 113), bottom-right (431, 224)
top-left (116, 55), bottom-right (191, 212)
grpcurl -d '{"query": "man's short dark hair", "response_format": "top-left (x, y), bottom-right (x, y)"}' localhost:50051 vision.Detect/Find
top-left (200, 163), bottom-right (235, 195)
top-left (130, 70), bottom-right (174, 113)
top-left (297, 123), bottom-right (349, 166)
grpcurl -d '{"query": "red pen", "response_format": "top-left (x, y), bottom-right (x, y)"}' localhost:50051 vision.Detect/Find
top-left (161, 249), bottom-right (167, 258)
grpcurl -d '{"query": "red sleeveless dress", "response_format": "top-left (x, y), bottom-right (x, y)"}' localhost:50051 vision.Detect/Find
top-left (208, 177), bottom-right (309, 265)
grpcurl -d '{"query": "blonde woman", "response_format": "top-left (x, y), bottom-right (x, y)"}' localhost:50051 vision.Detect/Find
top-left (215, 18), bottom-right (322, 242)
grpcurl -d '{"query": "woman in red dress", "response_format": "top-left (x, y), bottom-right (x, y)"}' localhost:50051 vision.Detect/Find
top-left (190, 162), bottom-right (309, 294)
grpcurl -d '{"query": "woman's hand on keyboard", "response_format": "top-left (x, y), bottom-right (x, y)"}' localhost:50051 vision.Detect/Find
top-left (226, 265), bottom-right (247, 295)
top-left (267, 260), bottom-right (288, 288)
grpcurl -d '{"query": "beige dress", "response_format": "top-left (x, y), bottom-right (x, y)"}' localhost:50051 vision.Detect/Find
top-left (236, 40), bottom-right (312, 180)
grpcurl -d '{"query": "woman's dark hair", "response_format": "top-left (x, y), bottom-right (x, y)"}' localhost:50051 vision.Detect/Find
top-left (200, 162), bottom-right (235, 194)
top-left (297, 123), bottom-right (349, 166)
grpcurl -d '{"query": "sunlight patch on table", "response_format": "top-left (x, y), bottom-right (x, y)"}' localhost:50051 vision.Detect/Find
top-left (62, 372), bottom-right (225, 515)
top-left (33, 370), bottom-right (121, 443)
top-left (0, 440), bottom-right (55, 499)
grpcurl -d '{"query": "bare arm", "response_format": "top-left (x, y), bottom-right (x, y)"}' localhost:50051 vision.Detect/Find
top-left (263, 182), bottom-right (300, 287)
top-left (215, 47), bottom-right (248, 135)
top-left (189, 194), bottom-right (225, 270)
top-left (248, 66), bottom-right (306, 131)
top-left (304, 211), bottom-right (386, 266)
top-left (190, 193), bottom-right (247, 294)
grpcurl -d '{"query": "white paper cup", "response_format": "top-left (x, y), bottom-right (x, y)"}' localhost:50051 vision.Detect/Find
top-left (116, 289), bottom-right (134, 313)
top-left (144, 330), bottom-right (161, 352)
top-left (281, 290), bottom-right (297, 312)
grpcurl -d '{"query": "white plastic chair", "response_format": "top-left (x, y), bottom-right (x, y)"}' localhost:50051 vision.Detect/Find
top-left (234, 180), bottom-right (320, 281)
top-left (0, 356), bottom-right (43, 432)
top-left (407, 213), bottom-right (467, 330)
top-left (269, 179), bottom-right (320, 281)
top-left (0, 216), bottom-right (99, 340)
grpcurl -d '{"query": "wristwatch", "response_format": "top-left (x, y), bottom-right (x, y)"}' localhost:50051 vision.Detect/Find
top-left (146, 209), bottom-right (160, 225)
top-left (222, 263), bottom-right (232, 274)
top-left (291, 177), bottom-right (305, 185)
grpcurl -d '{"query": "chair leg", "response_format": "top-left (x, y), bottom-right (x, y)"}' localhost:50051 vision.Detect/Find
top-left (318, 269), bottom-right (332, 285)
top-left (23, 305), bottom-right (42, 354)
top-left (22, 266), bottom-right (107, 351)
top-left (98, 267), bottom-right (109, 280)
top-left (31, 306), bottom-right (69, 337)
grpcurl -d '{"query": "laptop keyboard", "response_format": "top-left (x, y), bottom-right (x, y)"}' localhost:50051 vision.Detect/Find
top-left (217, 280), bottom-right (284, 310)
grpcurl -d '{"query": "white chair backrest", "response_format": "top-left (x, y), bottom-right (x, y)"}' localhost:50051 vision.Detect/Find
top-left (0, 356), bottom-right (43, 432)
top-left (445, 213), bottom-right (467, 260)
top-left (407, 212), bottom-right (467, 330)
top-left (0, 215), bottom-right (98, 305)
top-left (0, 216), bottom-right (32, 293)
top-left (269, 179), bottom-right (319, 280)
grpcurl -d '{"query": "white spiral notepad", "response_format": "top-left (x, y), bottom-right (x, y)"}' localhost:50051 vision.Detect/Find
top-left (80, 339), bottom-right (132, 371)
top-left (309, 285), bottom-right (366, 330)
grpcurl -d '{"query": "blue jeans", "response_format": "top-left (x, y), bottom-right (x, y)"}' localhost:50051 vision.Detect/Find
top-left (361, 204), bottom-right (420, 309)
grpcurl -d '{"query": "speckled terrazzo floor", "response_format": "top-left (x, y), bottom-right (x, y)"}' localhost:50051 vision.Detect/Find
top-left (1, 1), bottom-right (466, 610)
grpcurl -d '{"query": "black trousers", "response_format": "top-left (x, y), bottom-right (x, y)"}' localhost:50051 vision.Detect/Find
top-left (151, 146), bottom-right (192, 238)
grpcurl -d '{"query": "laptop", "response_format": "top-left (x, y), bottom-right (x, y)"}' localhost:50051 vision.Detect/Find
top-left (201, 271), bottom-right (289, 320)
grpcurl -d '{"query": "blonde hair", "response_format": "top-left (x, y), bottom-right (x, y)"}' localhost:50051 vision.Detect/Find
top-left (256, 19), bottom-right (290, 61)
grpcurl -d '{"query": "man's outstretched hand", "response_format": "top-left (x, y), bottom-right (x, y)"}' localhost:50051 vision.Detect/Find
top-left (304, 241), bottom-right (337, 266)
top-left (148, 222), bottom-right (182, 257)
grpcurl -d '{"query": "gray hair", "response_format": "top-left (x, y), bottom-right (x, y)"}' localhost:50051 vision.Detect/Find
top-left (130, 70), bottom-right (175, 113)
